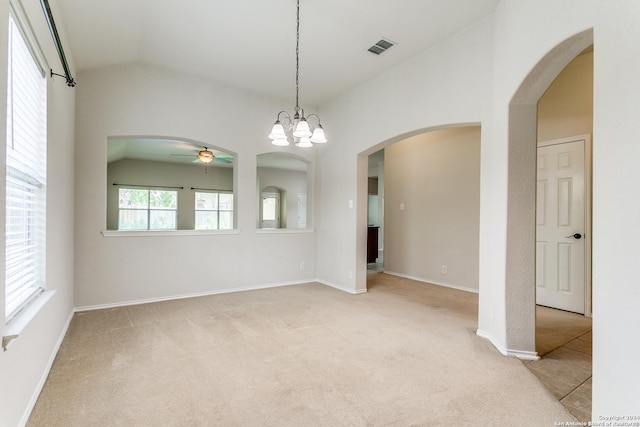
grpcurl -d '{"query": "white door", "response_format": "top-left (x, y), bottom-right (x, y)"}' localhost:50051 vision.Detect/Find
top-left (297, 193), bottom-right (307, 229)
top-left (536, 138), bottom-right (587, 314)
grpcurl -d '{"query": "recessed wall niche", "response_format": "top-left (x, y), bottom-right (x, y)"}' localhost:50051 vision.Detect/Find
top-left (256, 153), bottom-right (311, 230)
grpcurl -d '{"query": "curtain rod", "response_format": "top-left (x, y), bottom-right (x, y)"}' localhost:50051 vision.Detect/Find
top-left (39, 0), bottom-right (76, 87)
top-left (113, 183), bottom-right (184, 190)
top-left (190, 187), bottom-right (231, 192)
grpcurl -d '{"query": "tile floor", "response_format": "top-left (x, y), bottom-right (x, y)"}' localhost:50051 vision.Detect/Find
top-left (525, 305), bottom-right (593, 422)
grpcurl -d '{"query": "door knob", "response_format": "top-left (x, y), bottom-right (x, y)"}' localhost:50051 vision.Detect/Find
top-left (565, 233), bottom-right (582, 239)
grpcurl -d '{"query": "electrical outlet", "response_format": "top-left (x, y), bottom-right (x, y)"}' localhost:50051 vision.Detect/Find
top-left (441, 265), bottom-right (447, 274)
top-left (299, 262), bottom-right (305, 270)
top-left (347, 270), bottom-right (353, 280)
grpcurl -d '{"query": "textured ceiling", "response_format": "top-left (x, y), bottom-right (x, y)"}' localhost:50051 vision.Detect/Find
top-left (55, 0), bottom-right (500, 106)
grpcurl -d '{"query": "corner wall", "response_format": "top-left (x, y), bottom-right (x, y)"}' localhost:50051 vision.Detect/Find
top-left (0, 1), bottom-right (76, 425)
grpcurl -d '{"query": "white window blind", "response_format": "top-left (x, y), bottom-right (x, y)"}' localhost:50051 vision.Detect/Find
top-left (5, 14), bottom-right (47, 321)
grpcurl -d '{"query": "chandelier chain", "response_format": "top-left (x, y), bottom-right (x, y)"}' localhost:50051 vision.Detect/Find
top-left (295, 0), bottom-right (300, 112)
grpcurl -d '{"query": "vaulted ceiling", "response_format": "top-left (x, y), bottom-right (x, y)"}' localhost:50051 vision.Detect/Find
top-left (55, 0), bottom-right (500, 106)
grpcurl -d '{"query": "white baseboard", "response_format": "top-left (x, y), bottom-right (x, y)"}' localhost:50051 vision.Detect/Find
top-left (383, 271), bottom-right (479, 294)
top-left (19, 308), bottom-right (74, 427)
top-left (476, 329), bottom-right (540, 361)
top-left (74, 279), bottom-right (317, 312)
top-left (316, 279), bottom-right (367, 295)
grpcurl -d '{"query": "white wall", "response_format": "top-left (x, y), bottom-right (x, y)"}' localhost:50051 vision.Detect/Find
top-left (316, 0), bottom-right (639, 416)
top-left (477, 0), bottom-right (594, 358)
top-left (592, 0), bottom-right (640, 416)
top-left (74, 64), bottom-right (318, 308)
top-left (383, 127), bottom-right (480, 291)
top-left (107, 159), bottom-right (233, 230)
top-left (316, 17), bottom-right (493, 293)
top-left (0, 1), bottom-right (76, 426)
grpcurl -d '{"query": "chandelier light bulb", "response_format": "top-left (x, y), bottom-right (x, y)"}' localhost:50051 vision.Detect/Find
top-left (272, 137), bottom-right (290, 146)
top-left (268, 122), bottom-right (287, 140)
top-left (310, 125), bottom-right (327, 143)
top-left (296, 136), bottom-right (313, 148)
top-left (293, 119), bottom-right (312, 138)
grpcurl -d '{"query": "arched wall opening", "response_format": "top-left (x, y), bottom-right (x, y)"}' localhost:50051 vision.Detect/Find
top-left (504, 29), bottom-right (593, 354)
top-left (355, 123), bottom-right (481, 294)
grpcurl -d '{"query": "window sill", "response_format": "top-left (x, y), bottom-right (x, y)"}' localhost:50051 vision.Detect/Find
top-left (3, 290), bottom-right (56, 351)
top-left (101, 229), bottom-right (241, 237)
top-left (256, 228), bottom-right (315, 234)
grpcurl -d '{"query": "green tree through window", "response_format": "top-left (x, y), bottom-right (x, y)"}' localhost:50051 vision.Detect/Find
top-left (118, 188), bottom-right (177, 230)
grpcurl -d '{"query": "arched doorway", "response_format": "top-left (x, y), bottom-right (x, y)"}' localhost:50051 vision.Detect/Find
top-left (504, 29), bottom-right (593, 354)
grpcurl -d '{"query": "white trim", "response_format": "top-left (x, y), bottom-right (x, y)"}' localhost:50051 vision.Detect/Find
top-left (3, 291), bottom-right (55, 351)
top-left (316, 279), bottom-right (367, 295)
top-left (256, 228), bottom-right (315, 234)
top-left (18, 309), bottom-right (74, 427)
top-left (101, 229), bottom-right (240, 237)
top-left (10, 0), bottom-right (49, 77)
top-left (476, 329), bottom-right (540, 361)
top-left (74, 279), bottom-right (318, 312)
top-left (383, 271), bottom-right (479, 294)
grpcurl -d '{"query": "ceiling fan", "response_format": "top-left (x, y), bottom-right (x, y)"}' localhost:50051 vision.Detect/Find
top-left (170, 147), bottom-right (233, 165)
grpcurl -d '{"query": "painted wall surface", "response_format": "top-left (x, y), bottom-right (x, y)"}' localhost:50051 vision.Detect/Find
top-left (383, 127), bottom-right (480, 292)
top-left (257, 167), bottom-right (307, 229)
top-left (75, 64), bottom-right (318, 308)
top-left (317, 17), bottom-right (493, 294)
top-left (538, 52), bottom-right (593, 142)
top-left (0, 1), bottom-right (76, 426)
top-left (107, 159), bottom-right (233, 230)
top-left (477, 0), bottom-right (594, 358)
top-left (592, 0), bottom-right (640, 416)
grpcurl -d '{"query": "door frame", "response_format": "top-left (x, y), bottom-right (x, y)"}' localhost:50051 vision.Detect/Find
top-left (537, 134), bottom-right (592, 317)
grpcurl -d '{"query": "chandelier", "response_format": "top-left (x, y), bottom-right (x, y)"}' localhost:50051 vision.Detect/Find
top-left (268, 0), bottom-right (327, 148)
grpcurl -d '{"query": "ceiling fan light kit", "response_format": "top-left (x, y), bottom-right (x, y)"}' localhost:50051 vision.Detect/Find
top-left (268, 0), bottom-right (327, 148)
top-left (198, 149), bottom-right (214, 164)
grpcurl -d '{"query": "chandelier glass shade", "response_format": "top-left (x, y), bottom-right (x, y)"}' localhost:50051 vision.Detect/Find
top-left (268, 0), bottom-right (327, 148)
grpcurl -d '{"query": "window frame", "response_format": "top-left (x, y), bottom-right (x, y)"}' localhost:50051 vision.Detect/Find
top-left (117, 187), bottom-right (178, 231)
top-left (4, 5), bottom-right (48, 323)
top-left (194, 190), bottom-right (234, 230)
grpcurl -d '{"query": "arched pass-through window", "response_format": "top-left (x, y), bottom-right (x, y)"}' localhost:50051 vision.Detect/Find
top-left (256, 153), bottom-right (312, 230)
top-left (106, 136), bottom-right (236, 231)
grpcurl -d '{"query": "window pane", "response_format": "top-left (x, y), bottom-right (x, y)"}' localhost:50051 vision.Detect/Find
top-left (119, 209), bottom-right (148, 230)
top-left (119, 188), bottom-right (148, 208)
top-left (219, 211), bottom-right (233, 230)
top-left (150, 210), bottom-right (176, 230)
top-left (219, 193), bottom-right (233, 210)
top-left (5, 15), bottom-right (47, 321)
top-left (195, 192), bottom-right (217, 210)
top-left (262, 197), bottom-right (277, 221)
top-left (195, 211), bottom-right (217, 230)
top-left (150, 190), bottom-right (177, 209)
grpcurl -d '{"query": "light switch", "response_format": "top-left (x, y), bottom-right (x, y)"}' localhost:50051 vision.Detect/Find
top-left (400, 202), bottom-right (405, 210)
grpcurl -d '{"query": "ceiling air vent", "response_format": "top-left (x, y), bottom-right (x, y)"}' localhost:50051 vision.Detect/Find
top-left (367, 38), bottom-right (396, 55)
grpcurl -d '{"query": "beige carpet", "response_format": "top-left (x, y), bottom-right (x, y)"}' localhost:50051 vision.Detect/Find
top-left (28, 273), bottom-right (575, 426)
